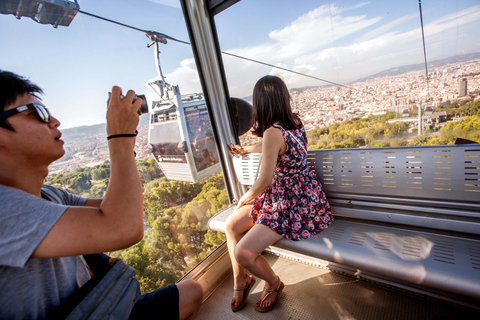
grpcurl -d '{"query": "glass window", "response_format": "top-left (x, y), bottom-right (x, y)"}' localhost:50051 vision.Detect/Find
top-left (214, 0), bottom-right (480, 149)
top-left (1, 0), bottom-right (227, 293)
top-left (185, 104), bottom-right (219, 172)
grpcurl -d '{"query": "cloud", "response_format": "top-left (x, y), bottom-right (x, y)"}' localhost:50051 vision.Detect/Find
top-left (423, 5), bottom-right (480, 37)
top-left (163, 58), bottom-right (202, 94)
top-left (357, 12), bottom-right (417, 41)
top-left (165, 2), bottom-right (480, 98)
top-left (267, 4), bottom-right (381, 59)
top-left (147, 0), bottom-right (181, 9)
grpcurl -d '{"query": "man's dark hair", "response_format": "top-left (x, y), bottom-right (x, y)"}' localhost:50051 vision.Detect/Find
top-left (0, 70), bottom-right (43, 130)
top-left (251, 75), bottom-right (302, 137)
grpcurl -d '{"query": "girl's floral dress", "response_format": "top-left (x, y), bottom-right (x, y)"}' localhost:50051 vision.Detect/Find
top-left (250, 123), bottom-right (334, 240)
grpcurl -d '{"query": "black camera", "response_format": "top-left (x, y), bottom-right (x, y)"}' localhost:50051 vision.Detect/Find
top-left (135, 94), bottom-right (149, 115)
top-left (120, 94), bottom-right (149, 115)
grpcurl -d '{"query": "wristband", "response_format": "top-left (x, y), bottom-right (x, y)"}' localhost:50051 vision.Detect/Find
top-left (107, 130), bottom-right (138, 140)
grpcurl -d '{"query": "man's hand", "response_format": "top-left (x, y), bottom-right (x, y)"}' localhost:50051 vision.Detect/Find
top-left (106, 86), bottom-right (141, 138)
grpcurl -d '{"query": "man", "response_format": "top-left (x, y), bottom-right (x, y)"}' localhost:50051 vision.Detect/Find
top-left (0, 71), bottom-right (203, 319)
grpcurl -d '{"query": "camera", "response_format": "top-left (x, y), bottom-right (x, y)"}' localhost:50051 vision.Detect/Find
top-left (135, 94), bottom-right (149, 115)
top-left (120, 94), bottom-right (149, 115)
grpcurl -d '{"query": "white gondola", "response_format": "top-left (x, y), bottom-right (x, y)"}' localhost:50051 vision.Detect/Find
top-left (148, 83), bottom-right (220, 183)
top-left (144, 32), bottom-right (222, 184)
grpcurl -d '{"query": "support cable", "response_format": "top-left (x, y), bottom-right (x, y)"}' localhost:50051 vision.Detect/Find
top-left (78, 10), bottom-right (190, 45)
top-left (417, 0), bottom-right (429, 136)
top-left (418, 0), bottom-right (429, 85)
top-left (221, 51), bottom-right (355, 90)
top-left (78, 10), bottom-right (355, 90)
top-left (327, 1), bottom-right (340, 85)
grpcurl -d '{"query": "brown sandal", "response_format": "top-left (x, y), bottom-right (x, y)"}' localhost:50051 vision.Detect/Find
top-left (231, 275), bottom-right (256, 312)
top-left (255, 276), bottom-right (284, 312)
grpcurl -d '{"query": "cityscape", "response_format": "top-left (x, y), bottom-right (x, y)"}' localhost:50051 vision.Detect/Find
top-left (49, 55), bottom-right (480, 174)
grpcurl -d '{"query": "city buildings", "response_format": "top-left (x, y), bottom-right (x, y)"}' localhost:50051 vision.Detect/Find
top-left (50, 58), bottom-right (480, 173)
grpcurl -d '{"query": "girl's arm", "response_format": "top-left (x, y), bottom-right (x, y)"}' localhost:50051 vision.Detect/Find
top-left (231, 142), bottom-right (262, 154)
top-left (236, 127), bottom-right (286, 207)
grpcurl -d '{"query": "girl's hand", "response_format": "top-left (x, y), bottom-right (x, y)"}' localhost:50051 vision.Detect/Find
top-left (236, 193), bottom-right (254, 209)
top-left (230, 145), bottom-right (246, 155)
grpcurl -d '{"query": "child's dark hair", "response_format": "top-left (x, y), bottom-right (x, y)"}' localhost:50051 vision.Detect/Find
top-left (0, 70), bottom-right (43, 130)
top-left (251, 75), bottom-right (302, 137)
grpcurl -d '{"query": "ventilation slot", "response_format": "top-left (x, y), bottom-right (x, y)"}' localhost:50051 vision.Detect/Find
top-left (464, 153), bottom-right (480, 192)
top-left (328, 228), bottom-right (346, 241)
top-left (402, 237), bottom-right (422, 257)
top-left (321, 156), bottom-right (334, 185)
top-left (468, 245), bottom-right (480, 270)
top-left (374, 233), bottom-right (392, 251)
top-left (433, 242), bottom-right (455, 265)
top-left (349, 231), bottom-right (367, 246)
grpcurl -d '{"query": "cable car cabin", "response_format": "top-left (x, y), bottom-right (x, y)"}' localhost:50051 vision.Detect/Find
top-left (148, 85), bottom-right (220, 183)
top-left (4, 0), bottom-right (480, 319)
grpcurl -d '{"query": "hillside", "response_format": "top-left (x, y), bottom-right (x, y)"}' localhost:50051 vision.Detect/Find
top-left (49, 115), bottom-right (151, 173)
top-left (352, 52), bottom-right (480, 83)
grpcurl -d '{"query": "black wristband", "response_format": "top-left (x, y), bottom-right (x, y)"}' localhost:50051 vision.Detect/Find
top-left (107, 130), bottom-right (138, 140)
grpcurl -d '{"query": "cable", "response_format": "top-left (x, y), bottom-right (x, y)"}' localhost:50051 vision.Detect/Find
top-left (78, 10), bottom-right (190, 45)
top-left (327, 1), bottom-right (340, 85)
top-left (78, 10), bottom-right (354, 90)
top-left (418, 0), bottom-right (429, 85)
top-left (222, 51), bottom-right (355, 90)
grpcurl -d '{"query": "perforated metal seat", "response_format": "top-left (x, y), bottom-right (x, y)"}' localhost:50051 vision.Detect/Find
top-left (209, 144), bottom-right (480, 302)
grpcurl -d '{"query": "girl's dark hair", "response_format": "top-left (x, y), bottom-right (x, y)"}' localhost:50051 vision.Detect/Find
top-left (251, 75), bottom-right (302, 137)
top-left (0, 70), bottom-right (43, 130)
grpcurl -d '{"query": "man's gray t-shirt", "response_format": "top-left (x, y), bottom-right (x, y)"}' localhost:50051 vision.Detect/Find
top-left (0, 184), bottom-right (91, 319)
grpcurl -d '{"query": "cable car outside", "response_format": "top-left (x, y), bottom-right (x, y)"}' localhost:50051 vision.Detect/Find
top-left (148, 82), bottom-right (220, 183)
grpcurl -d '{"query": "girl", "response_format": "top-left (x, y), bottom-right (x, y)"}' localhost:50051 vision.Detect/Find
top-left (226, 75), bottom-right (333, 313)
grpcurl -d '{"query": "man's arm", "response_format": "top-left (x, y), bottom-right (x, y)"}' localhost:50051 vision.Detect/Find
top-left (83, 198), bottom-right (102, 208)
top-left (32, 87), bottom-right (144, 258)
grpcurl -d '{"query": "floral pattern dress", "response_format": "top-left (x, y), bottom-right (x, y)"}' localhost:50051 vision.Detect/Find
top-left (250, 123), bottom-right (333, 240)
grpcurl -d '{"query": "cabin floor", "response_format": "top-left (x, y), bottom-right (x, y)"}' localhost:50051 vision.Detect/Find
top-left (196, 253), bottom-right (480, 320)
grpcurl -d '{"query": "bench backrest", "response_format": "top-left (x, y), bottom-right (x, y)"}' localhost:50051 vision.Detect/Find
top-left (308, 144), bottom-right (480, 204)
top-left (308, 144), bottom-right (480, 235)
top-left (233, 144), bottom-right (480, 236)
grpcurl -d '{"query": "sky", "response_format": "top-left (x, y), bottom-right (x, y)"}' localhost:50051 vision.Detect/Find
top-left (1, 0), bottom-right (479, 129)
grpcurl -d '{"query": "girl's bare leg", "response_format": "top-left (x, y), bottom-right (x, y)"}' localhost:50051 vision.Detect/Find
top-left (225, 205), bottom-right (255, 308)
top-left (234, 224), bottom-right (284, 310)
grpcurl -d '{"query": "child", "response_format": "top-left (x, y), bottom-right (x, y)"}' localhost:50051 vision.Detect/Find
top-left (226, 75), bottom-right (334, 313)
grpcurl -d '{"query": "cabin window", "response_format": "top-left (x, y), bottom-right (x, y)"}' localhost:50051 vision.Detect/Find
top-left (184, 105), bottom-right (219, 172)
top-left (214, 0), bottom-right (480, 149)
top-left (1, 0), bottom-right (227, 293)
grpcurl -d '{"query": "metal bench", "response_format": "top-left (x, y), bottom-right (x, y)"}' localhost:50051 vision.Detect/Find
top-left (208, 144), bottom-right (480, 307)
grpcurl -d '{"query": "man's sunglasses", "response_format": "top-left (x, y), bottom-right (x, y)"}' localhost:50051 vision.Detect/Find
top-left (0, 103), bottom-right (51, 123)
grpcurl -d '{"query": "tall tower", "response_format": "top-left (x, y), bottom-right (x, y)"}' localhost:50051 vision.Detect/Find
top-left (418, 99), bottom-right (422, 136)
top-left (459, 78), bottom-right (467, 97)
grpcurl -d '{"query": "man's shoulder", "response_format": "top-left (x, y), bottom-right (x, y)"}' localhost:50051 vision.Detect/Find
top-left (0, 184), bottom-right (32, 200)
top-left (41, 184), bottom-right (88, 206)
top-left (41, 184), bottom-right (65, 197)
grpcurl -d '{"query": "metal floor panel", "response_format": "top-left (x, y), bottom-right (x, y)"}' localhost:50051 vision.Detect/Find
top-left (196, 253), bottom-right (480, 320)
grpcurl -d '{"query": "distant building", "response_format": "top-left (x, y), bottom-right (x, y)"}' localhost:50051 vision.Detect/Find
top-left (429, 111), bottom-right (447, 123)
top-left (459, 78), bottom-right (467, 97)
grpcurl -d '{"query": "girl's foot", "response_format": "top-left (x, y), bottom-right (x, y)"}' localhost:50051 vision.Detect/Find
top-left (231, 274), bottom-right (256, 312)
top-left (254, 276), bottom-right (284, 312)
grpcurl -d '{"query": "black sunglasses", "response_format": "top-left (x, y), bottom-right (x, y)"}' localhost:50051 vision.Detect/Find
top-left (0, 103), bottom-right (51, 123)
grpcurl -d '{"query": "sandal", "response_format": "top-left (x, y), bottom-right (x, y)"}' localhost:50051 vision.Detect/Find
top-left (231, 275), bottom-right (256, 312)
top-left (254, 276), bottom-right (284, 312)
